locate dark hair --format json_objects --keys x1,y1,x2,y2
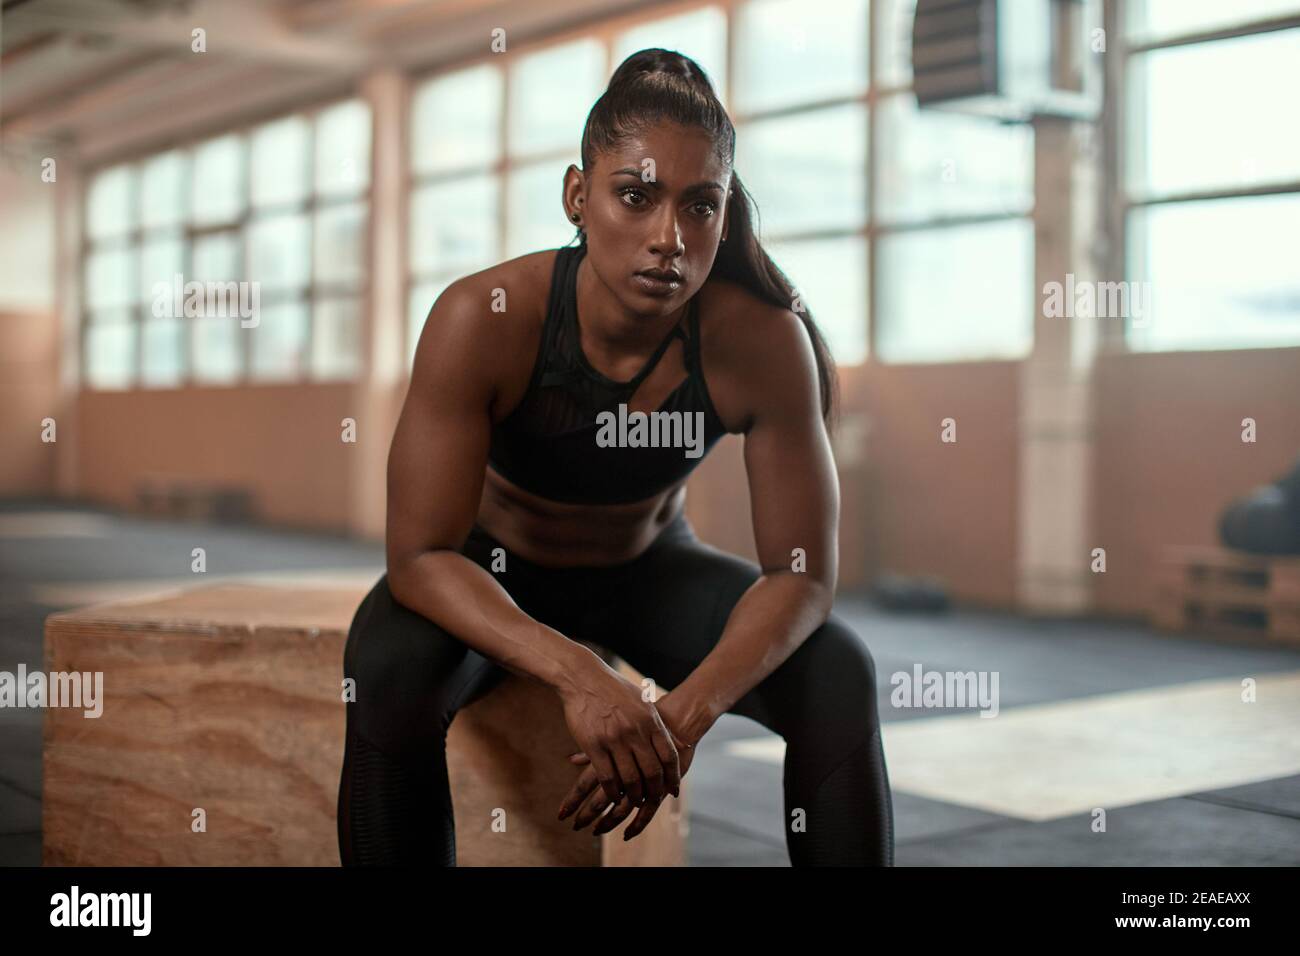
[{"x1": 576, "y1": 48, "x2": 840, "y2": 428}]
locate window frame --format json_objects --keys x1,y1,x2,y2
[
  {"x1": 1107, "y1": 0, "x2": 1300, "y2": 355},
  {"x1": 78, "y1": 91, "x2": 374, "y2": 389}
]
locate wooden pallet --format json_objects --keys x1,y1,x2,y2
[{"x1": 1153, "y1": 545, "x2": 1300, "y2": 645}]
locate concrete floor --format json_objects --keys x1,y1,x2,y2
[{"x1": 2, "y1": 497, "x2": 1297, "y2": 866}]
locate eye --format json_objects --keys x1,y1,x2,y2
[
  {"x1": 618, "y1": 186, "x2": 648, "y2": 207},
  {"x1": 693, "y1": 200, "x2": 718, "y2": 217}
]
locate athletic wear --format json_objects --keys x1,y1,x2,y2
[
  {"x1": 337, "y1": 511, "x2": 896, "y2": 867},
  {"x1": 487, "y1": 242, "x2": 730, "y2": 505}
]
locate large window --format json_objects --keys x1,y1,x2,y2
[
  {"x1": 404, "y1": 0, "x2": 1036, "y2": 369},
  {"x1": 407, "y1": 40, "x2": 603, "y2": 367},
  {"x1": 870, "y1": 0, "x2": 1035, "y2": 363},
  {"x1": 82, "y1": 98, "x2": 372, "y2": 388},
  {"x1": 1123, "y1": 4, "x2": 1300, "y2": 351}
]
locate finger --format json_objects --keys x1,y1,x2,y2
[
  {"x1": 557, "y1": 766, "x2": 600, "y2": 820},
  {"x1": 592, "y1": 793, "x2": 638, "y2": 837},
  {"x1": 586, "y1": 746, "x2": 622, "y2": 804},
  {"x1": 568, "y1": 752, "x2": 591, "y2": 765},
  {"x1": 629, "y1": 736, "x2": 666, "y2": 804},
  {"x1": 611, "y1": 743, "x2": 644, "y2": 805},
  {"x1": 571, "y1": 784, "x2": 614, "y2": 831},
  {"x1": 622, "y1": 794, "x2": 665, "y2": 841}
]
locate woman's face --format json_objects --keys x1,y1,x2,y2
[{"x1": 566, "y1": 121, "x2": 731, "y2": 316}]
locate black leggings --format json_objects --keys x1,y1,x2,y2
[{"x1": 337, "y1": 512, "x2": 895, "y2": 866}]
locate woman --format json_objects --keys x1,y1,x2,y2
[{"x1": 337, "y1": 48, "x2": 894, "y2": 866}]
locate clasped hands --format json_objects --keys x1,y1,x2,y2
[{"x1": 556, "y1": 685, "x2": 700, "y2": 842}]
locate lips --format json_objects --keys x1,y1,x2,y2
[{"x1": 636, "y1": 268, "x2": 682, "y2": 282}]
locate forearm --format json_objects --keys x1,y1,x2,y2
[
  {"x1": 388, "y1": 549, "x2": 601, "y2": 696},
  {"x1": 667, "y1": 572, "x2": 834, "y2": 743}
]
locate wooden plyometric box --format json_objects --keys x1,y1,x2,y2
[{"x1": 42, "y1": 583, "x2": 687, "y2": 866}]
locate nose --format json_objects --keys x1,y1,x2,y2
[{"x1": 648, "y1": 207, "x2": 685, "y2": 259}]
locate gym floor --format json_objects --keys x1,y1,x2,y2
[{"x1": 2, "y1": 497, "x2": 1297, "y2": 867}]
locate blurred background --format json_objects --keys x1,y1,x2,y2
[{"x1": 1, "y1": 0, "x2": 1298, "y2": 866}]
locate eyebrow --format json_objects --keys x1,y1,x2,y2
[{"x1": 610, "y1": 167, "x2": 726, "y2": 194}]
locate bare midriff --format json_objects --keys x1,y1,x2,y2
[{"x1": 477, "y1": 464, "x2": 687, "y2": 568}]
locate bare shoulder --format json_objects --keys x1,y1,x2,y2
[
  {"x1": 696, "y1": 272, "x2": 819, "y2": 432},
  {"x1": 698, "y1": 272, "x2": 813, "y2": 362},
  {"x1": 415, "y1": 249, "x2": 555, "y2": 345},
  {"x1": 408, "y1": 249, "x2": 559, "y2": 414}
]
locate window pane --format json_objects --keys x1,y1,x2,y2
[
  {"x1": 315, "y1": 99, "x2": 371, "y2": 196},
  {"x1": 615, "y1": 7, "x2": 729, "y2": 106},
  {"x1": 139, "y1": 233, "x2": 184, "y2": 307},
  {"x1": 1127, "y1": 194, "x2": 1300, "y2": 352},
  {"x1": 313, "y1": 297, "x2": 362, "y2": 381},
  {"x1": 877, "y1": 0, "x2": 919, "y2": 88},
  {"x1": 876, "y1": 92, "x2": 1033, "y2": 224},
  {"x1": 140, "y1": 151, "x2": 186, "y2": 230},
  {"x1": 410, "y1": 174, "x2": 499, "y2": 275},
  {"x1": 735, "y1": 104, "x2": 866, "y2": 235},
  {"x1": 767, "y1": 235, "x2": 868, "y2": 365},
  {"x1": 735, "y1": 0, "x2": 868, "y2": 114},
  {"x1": 86, "y1": 165, "x2": 135, "y2": 240},
  {"x1": 505, "y1": 157, "x2": 580, "y2": 260},
  {"x1": 1127, "y1": 0, "x2": 1300, "y2": 43},
  {"x1": 1127, "y1": 28, "x2": 1300, "y2": 199},
  {"x1": 509, "y1": 39, "x2": 605, "y2": 157},
  {"x1": 141, "y1": 316, "x2": 184, "y2": 387},
  {"x1": 191, "y1": 134, "x2": 245, "y2": 225},
  {"x1": 315, "y1": 202, "x2": 366, "y2": 287},
  {"x1": 412, "y1": 64, "x2": 503, "y2": 175},
  {"x1": 192, "y1": 231, "x2": 241, "y2": 283},
  {"x1": 85, "y1": 315, "x2": 137, "y2": 389},
  {"x1": 85, "y1": 246, "x2": 136, "y2": 309},
  {"x1": 191, "y1": 315, "x2": 243, "y2": 383},
  {"x1": 250, "y1": 301, "x2": 309, "y2": 381},
  {"x1": 250, "y1": 115, "x2": 310, "y2": 207},
  {"x1": 247, "y1": 214, "x2": 311, "y2": 291},
  {"x1": 877, "y1": 219, "x2": 1034, "y2": 362}
]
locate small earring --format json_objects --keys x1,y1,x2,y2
[{"x1": 571, "y1": 212, "x2": 580, "y2": 222}]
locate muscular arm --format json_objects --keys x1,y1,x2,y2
[
  {"x1": 385, "y1": 280, "x2": 598, "y2": 695},
  {"x1": 664, "y1": 306, "x2": 840, "y2": 744}
]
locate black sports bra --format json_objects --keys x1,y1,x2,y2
[{"x1": 487, "y1": 243, "x2": 730, "y2": 505}]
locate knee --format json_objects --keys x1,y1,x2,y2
[{"x1": 779, "y1": 615, "x2": 882, "y2": 741}]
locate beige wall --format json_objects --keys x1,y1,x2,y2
[
  {"x1": 13, "y1": 343, "x2": 1293, "y2": 616},
  {"x1": 681, "y1": 360, "x2": 1019, "y2": 603},
  {"x1": 687, "y1": 344, "x2": 1300, "y2": 613},
  {"x1": 1092, "y1": 346, "x2": 1300, "y2": 617},
  {"x1": 856, "y1": 359, "x2": 1022, "y2": 607},
  {"x1": 0, "y1": 310, "x2": 60, "y2": 495},
  {"x1": 70, "y1": 384, "x2": 390, "y2": 534}
]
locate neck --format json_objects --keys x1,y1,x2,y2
[{"x1": 575, "y1": 253, "x2": 688, "y2": 356}]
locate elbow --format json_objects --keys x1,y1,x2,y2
[
  {"x1": 386, "y1": 550, "x2": 429, "y2": 607},
  {"x1": 792, "y1": 558, "x2": 836, "y2": 620},
  {"x1": 387, "y1": 545, "x2": 462, "y2": 607},
  {"x1": 385, "y1": 557, "x2": 414, "y2": 607},
  {"x1": 807, "y1": 575, "x2": 836, "y2": 621}
]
